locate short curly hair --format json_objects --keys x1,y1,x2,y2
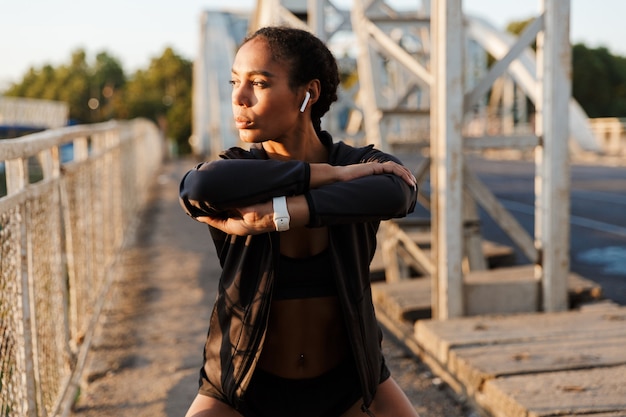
[{"x1": 241, "y1": 26, "x2": 340, "y2": 133}]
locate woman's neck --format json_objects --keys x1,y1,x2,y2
[{"x1": 263, "y1": 128, "x2": 327, "y2": 163}]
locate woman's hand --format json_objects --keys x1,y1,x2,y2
[
  {"x1": 195, "y1": 201, "x2": 275, "y2": 236},
  {"x1": 310, "y1": 161, "x2": 417, "y2": 189},
  {"x1": 339, "y1": 161, "x2": 417, "y2": 188}
]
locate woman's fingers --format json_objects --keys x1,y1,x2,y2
[{"x1": 380, "y1": 162, "x2": 417, "y2": 187}]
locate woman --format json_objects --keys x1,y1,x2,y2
[{"x1": 179, "y1": 26, "x2": 420, "y2": 417}]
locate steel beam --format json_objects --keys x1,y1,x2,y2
[
  {"x1": 430, "y1": 0, "x2": 464, "y2": 319},
  {"x1": 535, "y1": 0, "x2": 571, "y2": 312}
]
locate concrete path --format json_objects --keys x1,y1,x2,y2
[{"x1": 70, "y1": 158, "x2": 474, "y2": 417}]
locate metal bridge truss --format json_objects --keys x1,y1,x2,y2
[{"x1": 201, "y1": 0, "x2": 583, "y2": 317}]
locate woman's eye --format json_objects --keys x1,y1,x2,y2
[{"x1": 229, "y1": 80, "x2": 239, "y2": 87}]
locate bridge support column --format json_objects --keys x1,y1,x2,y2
[
  {"x1": 430, "y1": 0, "x2": 464, "y2": 319},
  {"x1": 535, "y1": 0, "x2": 571, "y2": 312}
]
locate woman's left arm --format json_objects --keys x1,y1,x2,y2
[
  {"x1": 305, "y1": 147, "x2": 418, "y2": 227},
  {"x1": 305, "y1": 168, "x2": 417, "y2": 227}
]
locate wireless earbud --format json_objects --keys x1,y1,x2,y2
[{"x1": 300, "y1": 91, "x2": 311, "y2": 113}]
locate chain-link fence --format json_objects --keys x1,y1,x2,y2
[{"x1": 0, "y1": 119, "x2": 163, "y2": 417}]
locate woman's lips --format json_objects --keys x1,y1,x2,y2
[{"x1": 234, "y1": 117, "x2": 252, "y2": 129}]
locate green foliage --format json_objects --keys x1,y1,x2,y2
[
  {"x1": 3, "y1": 46, "x2": 193, "y2": 154},
  {"x1": 505, "y1": 18, "x2": 626, "y2": 118},
  {"x1": 573, "y1": 44, "x2": 626, "y2": 117},
  {"x1": 122, "y1": 47, "x2": 193, "y2": 153},
  {"x1": 506, "y1": 18, "x2": 536, "y2": 51},
  {"x1": 4, "y1": 49, "x2": 124, "y2": 123}
]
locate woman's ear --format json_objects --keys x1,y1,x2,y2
[{"x1": 305, "y1": 80, "x2": 321, "y2": 106}]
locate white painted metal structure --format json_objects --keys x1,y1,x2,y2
[
  {"x1": 588, "y1": 117, "x2": 626, "y2": 157},
  {"x1": 535, "y1": 1, "x2": 572, "y2": 312},
  {"x1": 0, "y1": 96, "x2": 68, "y2": 130},
  {"x1": 192, "y1": 11, "x2": 249, "y2": 158},
  {"x1": 197, "y1": 0, "x2": 581, "y2": 317},
  {"x1": 429, "y1": 0, "x2": 465, "y2": 318},
  {"x1": 350, "y1": 0, "x2": 573, "y2": 316}
]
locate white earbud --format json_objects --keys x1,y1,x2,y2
[{"x1": 300, "y1": 91, "x2": 311, "y2": 113}]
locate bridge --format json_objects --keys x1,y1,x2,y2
[
  {"x1": 1, "y1": 0, "x2": 626, "y2": 416},
  {"x1": 0, "y1": 97, "x2": 69, "y2": 139}
]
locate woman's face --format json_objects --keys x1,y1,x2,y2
[{"x1": 230, "y1": 37, "x2": 302, "y2": 144}]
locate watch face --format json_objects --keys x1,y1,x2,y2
[
  {"x1": 275, "y1": 217, "x2": 289, "y2": 231},
  {"x1": 273, "y1": 196, "x2": 290, "y2": 231}
]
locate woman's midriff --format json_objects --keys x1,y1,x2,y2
[{"x1": 257, "y1": 296, "x2": 350, "y2": 379}]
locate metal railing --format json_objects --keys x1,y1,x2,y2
[
  {"x1": 0, "y1": 118, "x2": 163, "y2": 417},
  {"x1": 588, "y1": 117, "x2": 626, "y2": 157}
]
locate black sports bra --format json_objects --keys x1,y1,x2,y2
[{"x1": 273, "y1": 250, "x2": 336, "y2": 300}]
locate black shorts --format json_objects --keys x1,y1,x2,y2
[{"x1": 236, "y1": 359, "x2": 390, "y2": 417}]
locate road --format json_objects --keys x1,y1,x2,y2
[{"x1": 401, "y1": 152, "x2": 626, "y2": 305}]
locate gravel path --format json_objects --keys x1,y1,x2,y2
[{"x1": 70, "y1": 158, "x2": 475, "y2": 417}]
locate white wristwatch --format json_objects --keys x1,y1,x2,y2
[{"x1": 272, "y1": 196, "x2": 290, "y2": 232}]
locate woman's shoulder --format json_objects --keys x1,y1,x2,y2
[
  {"x1": 328, "y1": 140, "x2": 381, "y2": 164},
  {"x1": 219, "y1": 145, "x2": 266, "y2": 160}
]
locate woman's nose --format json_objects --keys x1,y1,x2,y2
[{"x1": 232, "y1": 86, "x2": 250, "y2": 107}]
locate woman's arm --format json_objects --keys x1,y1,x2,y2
[
  {"x1": 180, "y1": 147, "x2": 417, "y2": 235},
  {"x1": 192, "y1": 161, "x2": 416, "y2": 235},
  {"x1": 193, "y1": 194, "x2": 310, "y2": 236},
  {"x1": 179, "y1": 159, "x2": 310, "y2": 218},
  {"x1": 306, "y1": 168, "x2": 417, "y2": 227},
  {"x1": 179, "y1": 157, "x2": 414, "y2": 218},
  {"x1": 309, "y1": 161, "x2": 415, "y2": 189}
]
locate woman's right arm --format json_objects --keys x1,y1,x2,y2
[{"x1": 179, "y1": 159, "x2": 311, "y2": 218}]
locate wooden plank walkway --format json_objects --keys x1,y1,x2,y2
[
  {"x1": 370, "y1": 219, "x2": 623, "y2": 416},
  {"x1": 373, "y1": 282, "x2": 626, "y2": 417},
  {"x1": 372, "y1": 266, "x2": 602, "y2": 321}
]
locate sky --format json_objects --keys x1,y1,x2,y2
[{"x1": 1, "y1": 0, "x2": 625, "y2": 90}]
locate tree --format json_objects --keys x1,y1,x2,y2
[
  {"x1": 3, "y1": 49, "x2": 125, "y2": 124},
  {"x1": 90, "y1": 52, "x2": 127, "y2": 121},
  {"x1": 3, "y1": 46, "x2": 193, "y2": 153},
  {"x1": 57, "y1": 50, "x2": 93, "y2": 123},
  {"x1": 572, "y1": 44, "x2": 626, "y2": 117},
  {"x1": 505, "y1": 18, "x2": 626, "y2": 119},
  {"x1": 123, "y1": 47, "x2": 192, "y2": 153},
  {"x1": 506, "y1": 18, "x2": 536, "y2": 46}
]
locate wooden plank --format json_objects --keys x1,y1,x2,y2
[
  {"x1": 414, "y1": 306, "x2": 626, "y2": 365},
  {"x1": 464, "y1": 265, "x2": 602, "y2": 313},
  {"x1": 481, "y1": 241, "x2": 517, "y2": 268},
  {"x1": 465, "y1": 269, "x2": 540, "y2": 315},
  {"x1": 378, "y1": 225, "x2": 517, "y2": 275},
  {"x1": 372, "y1": 266, "x2": 602, "y2": 325},
  {"x1": 372, "y1": 279, "x2": 431, "y2": 322},
  {"x1": 403, "y1": 228, "x2": 516, "y2": 267},
  {"x1": 449, "y1": 332, "x2": 626, "y2": 392},
  {"x1": 419, "y1": 305, "x2": 626, "y2": 347},
  {"x1": 558, "y1": 413, "x2": 626, "y2": 417},
  {"x1": 482, "y1": 365, "x2": 626, "y2": 417}
]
